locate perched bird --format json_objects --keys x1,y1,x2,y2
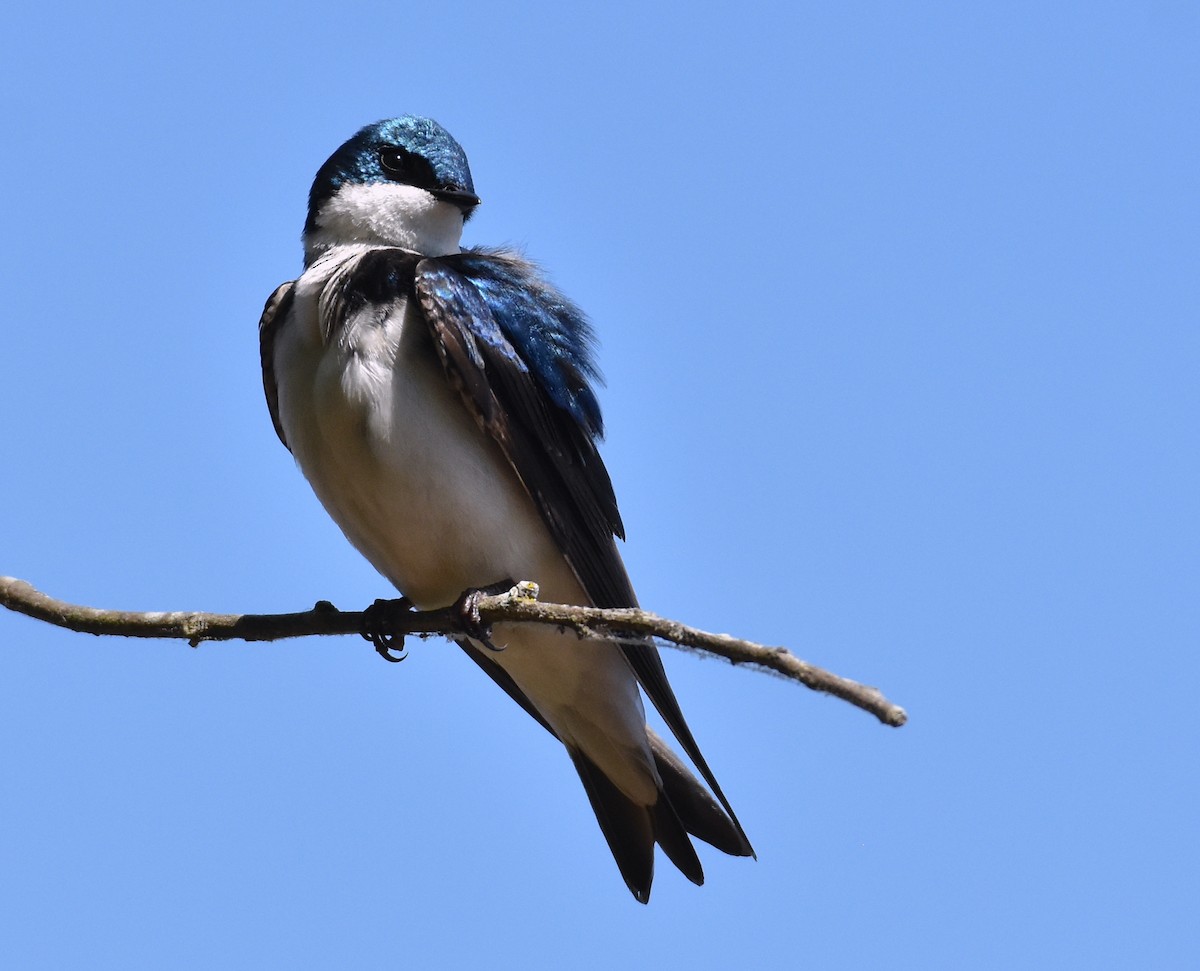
[{"x1": 259, "y1": 116, "x2": 753, "y2": 901}]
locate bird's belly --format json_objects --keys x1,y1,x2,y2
[
  {"x1": 280, "y1": 298, "x2": 559, "y2": 609},
  {"x1": 273, "y1": 286, "x2": 654, "y2": 798}
]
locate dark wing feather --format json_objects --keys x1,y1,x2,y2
[
  {"x1": 413, "y1": 255, "x2": 635, "y2": 608},
  {"x1": 620, "y1": 645, "x2": 754, "y2": 854},
  {"x1": 413, "y1": 250, "x2": 753, "y2": 856},
  {"x1": 259, "y1": 281, "x2": 296, "y2": 451}
]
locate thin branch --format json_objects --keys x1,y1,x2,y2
[{"x1": 0, "y1": 576, "x2": 906, "y2": 727}]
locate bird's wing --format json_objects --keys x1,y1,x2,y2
[
  {"x1": 258, "y1": 280, "x2": 296, "y2": 451},
  {"x1": 414, "y1": 249, "x2": 752, "y2": 853},
  {"x1": 414, "y1": 249, "x2": 631, "y2": 607}
]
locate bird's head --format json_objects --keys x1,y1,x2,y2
[{"x1": 303, "y1": 116, "x2": 480, "y2": 265}]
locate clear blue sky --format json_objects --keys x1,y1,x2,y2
[{"x1": 1, "y1": 2, "x2": 1196, "y2": 968}]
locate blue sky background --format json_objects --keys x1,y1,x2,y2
[{"x1": 1, "y1": 2, "x2": 1196, "y2": 967}]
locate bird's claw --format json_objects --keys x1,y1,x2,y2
[
  {"x1": 361, "y1": 597, "x2": 414, "y2": 662},
  {"x1": 453, "y1": 583, "x2": 510, "y2": 653}
]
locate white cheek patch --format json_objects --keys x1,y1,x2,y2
[{"x1": 313, "y1": 182, "x2": 464, "y2": 257}]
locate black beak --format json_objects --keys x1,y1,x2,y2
[{"x1": 432, "y1": 186, "x2": 482, "y2": 213}]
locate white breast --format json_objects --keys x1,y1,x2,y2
[
  {"x1": 270, "y1": 245, "x2": 655, "y2": 801},
  {"x1": 275, "y1": 248, "x2": 543, "y2": 605}
]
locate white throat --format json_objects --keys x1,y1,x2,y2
[{"x1": 305, "y1": 182, "x2": 465, "y2": 263}]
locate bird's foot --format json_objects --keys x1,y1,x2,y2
[
  {"x1": 453, "y1": 580, "x2": 514, "y2": 653},
  {"x1": 361, "y1": 597, "x2": 415, "y2": 662}
]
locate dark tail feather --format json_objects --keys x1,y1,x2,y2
[
  {"x1": 568, "y1": 747, "x2": 656, "y2": 902},
  {"x1": 459, "y1": 643, "x2": 752, "y2": 897},
  {"x1": 649, "y1": 791, "x2": 705, "y2": 887},
  {"x1": 649, "y1": 728, "x2": 756, "y2": 858},
  {"x1": 568, "y1": 739, "x2": 752, "y2": 903},
  {"x1": 618, "y1": 640, "x2": 754, "y2": 854}
]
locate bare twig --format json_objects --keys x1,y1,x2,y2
[{"x1": 0, "y1": 576, "x2": 906, "y2": 727}]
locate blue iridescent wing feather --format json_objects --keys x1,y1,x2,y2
[
  {"x1": 446, "y1": 248, "x2": 605, "y2": 437},
  {"x1": 413, "y1": 250, "x2": 752, "y2": 850},
  {"x1": 414, "y1": 249, "x2": 632, "y2": 608}
]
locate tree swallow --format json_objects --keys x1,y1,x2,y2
[{"x1": 259, "y1": 116, "x2": 753, "y2": 901}]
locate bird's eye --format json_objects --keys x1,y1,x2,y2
[
  {"x1": 379, "y1": 147, "x2": 409, "y2": 176},
  {"x1": 377, "y1": 146, "x2": 440, "y2": 192}
]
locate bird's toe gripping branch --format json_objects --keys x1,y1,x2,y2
[
  {"x1": 453, "y1": 579, "x2": 516, "y2": 653},
  {"x1": 360, "y1": 581, "x2": 515, "y2": 661},
  {"x1": 360, "y1": 597, "x2": 415, "y2": 661}
]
